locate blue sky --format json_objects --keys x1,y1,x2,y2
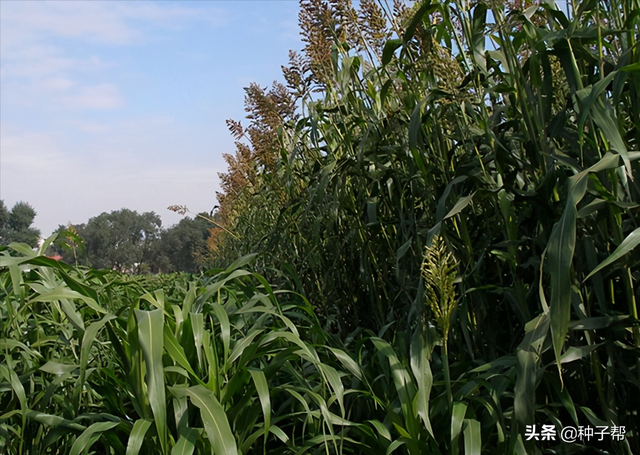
[{"x1": 1, "y1": 0, "x2": 302, "y2": 237}]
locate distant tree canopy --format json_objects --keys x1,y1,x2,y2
[
  {"x1": 48, "y1": 208, "x2": 211, "y2": 274},
  {"x1": 153, "y1": 214, "x2": 211, "y2": 273},
  {"x1": 50, "y1": 209, "x2": 161, "y2": 273},
  {"x1": 0, "y1": 200, "x2": 41, "y2": 248}
]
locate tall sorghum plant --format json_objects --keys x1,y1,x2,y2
[{"x1": 211, "y1": 0, "x2": 639, "y2": 452}]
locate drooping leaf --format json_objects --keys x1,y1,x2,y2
[
  {"x1": 69, "y1": 421, "x2": 119, "y2": 455},
  {"x1": 170, "y1": 385, "x2": 238, "y2": 455},
  {"x1": 584, "y1": 227, "x2": 640, "y2": 281}
]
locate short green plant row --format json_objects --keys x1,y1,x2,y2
[{"x1": 1, "y1": 237, "x2": 636, "y2": 454}]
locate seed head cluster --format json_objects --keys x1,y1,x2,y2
[{"x1": 421, "y1": 235, "x2": 458, "y2": 348}]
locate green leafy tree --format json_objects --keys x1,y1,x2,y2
[
  {"x1": 0, "y1": 200, "x2": 41, "y2": 248},
  {"x1": 48, "y1": 210, "x2": 212, "y2": 273},
  {"x1": 0, "y1": 201, "x2": 7, "y2": 239},
  {"x1": 151, "y1": 214, "x2": 211, "y2": 273},
  {"x1": 68, "y1": 209, "x2": 162, "y2": 273}
]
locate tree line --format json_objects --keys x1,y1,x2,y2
[
  {"x1": 0, "y1": 200, "x2": 41, "y2": 247},
  {"x1": 0, "y1": 200, "x2": 211, "y2": 274}
]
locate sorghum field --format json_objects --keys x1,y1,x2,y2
[{"x1": 1, "y1": 0, "x2": 639, "y2": 453}]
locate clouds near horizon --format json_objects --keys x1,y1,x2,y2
[{"x1": 1, "y1": 1, "x2": 302, "y2": 236}]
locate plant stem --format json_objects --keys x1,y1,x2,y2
[
  {"x1": 443, "y1": 341, "x2": 455, "y2": 455},
  {"x1": 193, "y1": 212, "x2": 240, "y2": 240},
  {"x1": 443, "y1": 342, "x2": 453, "y2": 405}
]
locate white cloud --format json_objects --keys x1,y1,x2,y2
[
  {"x1": 119, "y1": 115, "x2": 175, "y2": 130},
  {"x1": 0, "y1": 130, "x2": 65, "y2": 172},
  {"x1": 1, "y1": 45, "x2": 110, "y2": 81},
  {"x1": 1, "y1": 38, "x2": 122, "y2": 111},
  {"x1": 0, "y1": 1, "x2": 240, "y2": 236},
  {"x1": 0, "y1": 1, "x2": 226, "y2": 113},
  {"x1": 0, "y1": 123, "x2": 223, "y2": 236},
  {"x1": 1, "y1": 1, "x2": 226, "y2": 49},
  {"x1": 3, "y1": 77, "x2": 125, "y2": 111},
  {"x1": 38, "y1": 77, "x2": 76, "y2": 92},
  {"x1": 2, "y1": 44, "x2": 76, "y2": 79},
  {"x1": 64, "y1": 120, "x2": 111, "y2": 133},
  {"x1": 60, "y1": 84, "x2": 125, "y2": 110},
  {"x1": 1, "y1": 2, "x2": 138, "y2": 48}
]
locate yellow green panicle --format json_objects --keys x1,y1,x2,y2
[{"x1": 421, "y1": 235, "x2": 458, "y2": 353}]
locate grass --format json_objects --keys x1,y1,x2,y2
[
  {"x1": 2, "y1": 0, "x2": 640, "y2": 453},
  {"x1": 207, "y1": 0, "x2": 640, "y2": 452}
]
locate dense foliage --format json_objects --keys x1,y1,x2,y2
[
  {"x1": 1, "y1": 243, "x2": 339, "y2": 454},
  {"x1": 49, "y1": 209, "x2": 211, "y2": 274},
  {"x1": 1, "y1": 0, "x2": 639, "y2": 454},
  {"x1": 209, "y1": 0, "x2": 640, "y2": 451},
  {"x1": 0, "y1": 200, "x2": 41, "y2": 248},
  {"x1": 152, "y1": 214, "x2": 212, "y2": 273}
]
